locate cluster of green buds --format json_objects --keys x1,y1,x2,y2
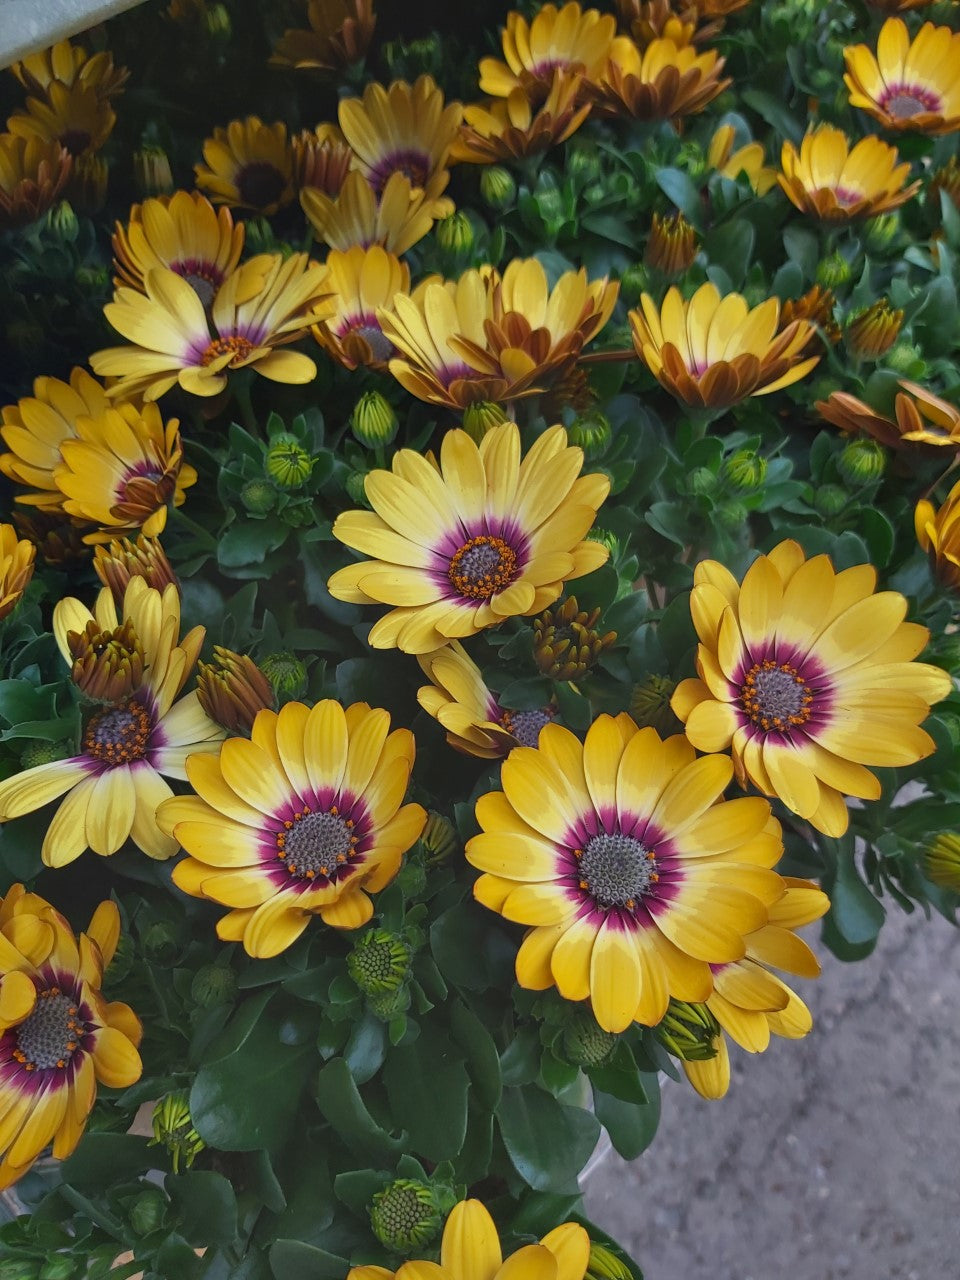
[
  {"x1": 845, "y1": 298, "x2": 903, "y2": 359},
  {"x1": 149, "y1": 1090, "x2": 206, "y2": 1174},
  {"x1": 369, "y1": 1179, "x2": 444, "y2": 1254},
  {"x1": 66, "y1": 619, "x2": 145, "y2": 702},
  {"x1": 196, "y1": 644, "x2": 275, "y2": 734},
  {"x1": 655, "y1": 999, "x2": 721, "y2": 1062},
  {"x1": 533, "y1": 597, "x2": 616, "y2": 682},
  {"x1": 630, "y1": 674, "x2": 678, "y2": 735}
]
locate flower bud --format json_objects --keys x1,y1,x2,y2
[
  {"x1": 722, "y1": 449, "x2": 767, "y2": 494},
  {"x1": 368, "y1": 983, "x2": 412, "y2": 1021},
  {"x1": 258, "y1": 650, "x2": 308, "y2": 703},
  {"x1": 863, "y1": 213, "x2": 899, "y2": 253},
  {"x1": 814, "y1": 484, "x2": 848, "y2": 518},
  {"x1": 846, "y1": 299, "x2": 903, "y2": 359},
  {"x1": 924, "y1": 833, "x2": 960, "y2": 894},
  {"x1": 586, "y1": 1245, "x2": 633, "y2": 1280},
  {"x1": 617, "y1": 262, "x2": 649, "y2": 308},
  {"x1": 68, "y1": 619, "x2": 145, "y2": 702},
  {"x1": 781, "y1": 285, "x2": 841, "y2": 348},
  {"x1": 586, "y1": 527, "x2": 620, "y2": 560},
  {"x1": 141, "y1": 920, "x2": 183, "y2": 964},
  {"x1": 351, "y1": 391, "x2": 398, "y2": 448},
  {"x1": 133, "y1": 145, "x2": 175, "y2": 198},
  {"x1": 435, "y1": 211, "x2": 474, "y2": 257},
  {"x1": 197, "y1": 645, "x2": 275, "y2": 734},
  {"x1": 462, "y1": 401, "x2": 508, "y2": 444},
  {"x1": 205, "y1": 0, "x2": 231, "y2": 38},
  {"x1": 347, "y1": 929, "x2": 411, "y2": 996},
  {"x1": 566, "y1": 141, "x2": 603, "y2": 184},
  {"x1": 884, "y1": 342, "x2": 924, "y2": 377},
  {"x1": 687, "y1": 466, "x2": 717, "y2": 496},
  {"x1": 129, "y1": 1187, "x2": 167, "y2": 1236},
  {"x1": 561, "y1": 1007, "x2": 619, "y2": 1067},
  {"x1": 149, "y1": 1090, "x2": 205, "y2": 1174},
  {"x1": 69, "y1": 153, "x2": 108, "y2": 215},
  {"x1": 815, "y1": 251, "x2": 852, "y2": 290},
  {"x1": 655, "y1": 998, "x2": 721, "y2": 1062},
  {"x1": 533, "y1": 596, "x2": 616, "y2": 681},
  {"x1": 420, "y1": 810, "x2": 457, "y2": 864},
  {"x1": 369, "y1": 1179, "x2": 442, "y2": 1254},
  {"x1": 93, "y1": 534, "x2": 179, "y2": 605},
  {"x1": 49, "y1": 199, "x2": 79, "y2": 242},
  {"x1": 929, "y1": 155, "x2": 960, "y2": 211},
  {"x1": 240, "y1": 479, "x2": 277, "y2": 515},
  {"x1": 630, "y1": 675, "x2": 677, "y2": 735},
  {"x1": 675, "y1": 139, "x2": 707, "y2": 179},
  {"x1": 190, "y1": 963, "x2": 238, "y2": 1009},
  {"x1": 19, "y1": 739, "x2": 72, "y2": 770},
  {"x1": 645, "y1": 211, "x2": 698, "y2": 276},
  {"x1": 265, "y1": 433, "x2": 314, "y2": 488},
  {"x1": 566, "y1": 409, "x2": 611, "y2": 460},
  {"x1": 837, "y1": 437, "x2": 886, "y2": 487},
  {"x1": 480, "y1": 165, "x2": 516, "y2": 210},
  {"x1": 344, "y1": 470, "x2": 371, "y2": 506}
]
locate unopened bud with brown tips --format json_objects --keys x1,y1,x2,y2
[
  {"x1": 196, "y1": 646, "x2": 275, "y2": 734},
  {"x1": 93, "y1": 534, "x2": 179, "y2": 606}
]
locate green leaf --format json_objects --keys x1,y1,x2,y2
[
  {"x1": 60, "y1": 1134, "x2": 153, "y2": 1191},
  {"x1": 270, "y1": 1241, "x2": 349, "y2": 1280},
  {"x1": 782, "y1": 225, "x2": 819, "y2": 280},
  {"x1": 315, "y1": 1057, "x2": 406, "y2": 1158},
  {"x1": 217, "y1": 519, "x2": 288, "y2": 569},
  {"x1": 703, "y1": 219, "x2": 755, "y2": 288},
  {"x1": 497, "y1": 1086, "x2": 600, "y2": 1193},
  {"x1": 344, "y1": 1012, "x2": 388, "y2": 1085},
  {"x1": 166, "y1": 1170, "x2": 238, "y2": 1247},
  {"x1": 654, "y1": 168, "x2": 701, "y2": 223},
  {"x1": 430, "y1": 902, "x2": 516, "y2": 992},
  {"x1": 741, "y1": 88, "x2": 803, "y2": 143},
  {"x1": 383, "y1": 1021, "x2": 470, "y2": 1162},
  {"x1": 592, "y1": 1078, "x2": 661, "y2": 1159},
  {"x1": 826, "y1": 846, "x2": 886, "y2": 947},
  {"x1": 450, "y1": 1000, "x2": 503, "y2": 1111},
  {"x1": 0, "y1": 680, "x2": 57, "y2": 726}
]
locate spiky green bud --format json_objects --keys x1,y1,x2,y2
[
  {"x1": 837, "y1": 437, "x2": 886, "y2": 487},
  {"x1": 240, "y1": 479, "x2": 277, "y2": 515},
  {"x1": 265, "y1": 433, "x2": 314, "y2": 488},
  {"x1": 815, "y1": 251, "x2": 852, "y2": 290},
  {"x1": 420, "y1": 811, "x2": 457, "y2": 864},
  {"x1": 585, "y1": 527, "x2": 620, "y2": 559},
  {"x1": 368, "y1": 984, "x2": 412, "y2": 1021},
  {"x1": 655, "y1": 999, "x2": 720, "y2": 1062},
  {"x1": 351, "y1": 391, "x2": 398, "y2": 447},
  {"x1": 885, "y1": 342, "x2": 925, "y2": 377},
  {"x1": 561, "y1": 1008, "x2": 619, "y2": 1067},
  {"x1": 19, "y1": 739, "x2": 71, "y2": 770},
  {"x1": 630, "y1": 675, "x2": 677, "y2": 735},
  {"x1": 49, "y1": 200, "x2": 79, "y2": 243},
  {"x1": 462, "y1": 401, "x2": 508, "y2": 444},
  {"x1": 722, "y1": 449, "x2": 767, "y2": 494},
  {"x1": 480, "y1": 165, "x2": 516, "y2": 210},
  {"x1": 566, "y1": 410, "x2": 612, "y2": 460},
  {"x1": 348, "y1": 929, "x2": 411, "y2": 996},
  {"x1": 129, "y1": 1187, "x2": 167, "y2": 1236},
  {"x1": 436, "y1": 211, "x2": 474, "y2": 256},
  {"x1": 618, "y1": 263, "x2": 649, "y2": 307},
  {"x1": 863, "y1": 213, "x2": 899, "y2": 252},
  {"x1": 258, "y1": 651, "x2": 308, "y2": 702},
  {"x1": 369, "y1": 1179, "x2": 442, "y2": 1254},
  {"x1": 345, "y1": 470, "x2": 370, "y2": 506},
  {"x1": 149, "y1": 1090, "x2": 205, "y2": 1174},
  {"x1": 924, "y1": 833, "x2": 960, "y2": 894},
  {"x1": 586, "y1": 1243, "x2": 634, "y2": 1280},
  {"x1": 190, "y1": 964, "x2": 238, "y2": 1008},
  {"x1": 814, "y1": 484, "x2": 848, "y2": 518}
]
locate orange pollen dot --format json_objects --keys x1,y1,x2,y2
[
  {"x1": 448, "y1": 535, "x2": 518, "y2": 601},
  {"x1": 739, "y1": 659, "x2": 813, "y2": 732},
  {"x1": 83, "y1": 698, "x2": 151, "y2": 766},
  {"x1": 201, "y1": 334, "x2": 254, "y2": 367}
]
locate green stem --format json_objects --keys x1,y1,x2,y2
[{"x1": 231, "y1": 370, "x2": 259, "y2": 435}]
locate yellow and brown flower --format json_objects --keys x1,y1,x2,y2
[
  {"x1": 11, "y1": 38, "x2": 128, "y2": 100},
  {"x1": 845, "y1": 298, "x2": 903, "y2": 358},
  {"x1": 915, "y1": 476, "x2": 960, "y2": 591},
  {"x1": 196, "y1": 646, "x2": 275, "y2": 734},
  {"x1": 584, "y1": 35, "x2": 729, "y2": 120},
  {"x1": 6, "y1": 81, "x2": 116, "y2": 157},
  {"x1": 301, "y1": 170, "x2": 451, "y2": 255},
  {"x1": 312, "y1": 245, "x2": 411, "y2": 371},
  {"x1": 817, "y1": 382, "x2": 960, "y2": 452},
  {"x1": 779, "y1": 125, "x2": 919, "y2": 221},
  {"x1": 93, "y1": 534, "x2": 179, "y2": 604},
  {"x1": 270, "y1": 0, "x2": 376, "y2": 73},
  {"x1": 479, "y1": 2, "x2": 618, "y2": 104},
  {"x1": 0, "y1": 525, "x2": 36, "y2": 622},
  {"x1": 708, "y1": 124, "x2": 777, "y2": 195},
  {"x1": 450, "y1": 70, "x2": 591, "y2": 165},
  {"x1": 645, "y1": 210, "x2": 699, "y2": 275},
  {"x1": 0, "y1": 133, "x2": 72, "y2": 229},
  {"x1": 844, "y1": 19, "x2": 960, "y2": 135},
  {"x1": 194, "y1": 117, "x2": 295, "y2": 215},
  {"x1": 112, "y1": 191, "x2": 244, "y2": 300},
  {"x1": 293, "y1": 123, "x2": 354, "y2": 195},
  {"x1": 616, "y1": 0, "x2": 707, "y2": 48},
  {"x1": 779, "y1": 286, "x2": 841, "y2": 349}
]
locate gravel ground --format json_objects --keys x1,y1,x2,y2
[{"x1": 583, "y1": 904, "x2": 960, "y2": 1280}]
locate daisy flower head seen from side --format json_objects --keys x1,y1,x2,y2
[
  {"x1": 778, "y1": 125, "x2": 919, "y2": 221},
  {"x1": 466, "y1": 715, "x2": 786, "y2": 1033},
  {"x1": 0, "y1": 578, "x2": 224, "y2": 866},
  {"x1": 0, "y1": 133, "x2": 73, "y2": 230},
  {"x1": 0, "y1": 523, "x2": 36, "y2": 621},
  {"x1": 157, "y1": 700, "x2": 426, "y2": 958},
  {"x1": 312, "y1": 244, "x2": 411, "y2": 371},
  {"x1": 0, "y1": 888, "x2": 141, "y2": 1190},
  {"x1": 112, "y1": 190, "x2": 244, "y2": 299},
  {"x1": 844, "y1": 19, "x2": 960, "y2": 135},
  {"x1": 328, "y1": 421, "x2": 610, "y2": 654},
  {"x1": 915, "y1": 476, "x2": 960, "y2": 592},
  {"x1": 301, "y1": 169, "x2": 452, "y2": 256},
  {"x1": 478, "y1": 2, "x2": 618, "y2": 104},
  {"x1": 671, "y1": 539, "x2": 953, "y2": 837}
]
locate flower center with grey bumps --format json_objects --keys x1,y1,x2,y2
[
  {"x1": 278, "y1": 810, "x2": 355, "y2": 880},
  {"x1": 15, "y1": 989, "x2": 83, "y2": 1070},
  {"x1": 578, "y1": 832, "x2": 657, "y2": 908}
]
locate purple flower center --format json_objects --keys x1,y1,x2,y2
[
  {"x1": 880, "y1": 85, "x2": 940, "y2": 119},
  {"x1": 500, "y1": 707, "x2": 554, "y2": 747}
]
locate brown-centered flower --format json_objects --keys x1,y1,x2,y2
[
  {"x1": 270, "y1": 0, "x2": 376, "y2": 73},
  {"x1": 450, "y1": 69, "x2": 591, "y2": 165},
  {"x1": 584, "y1": 34, "x2": 729, "y2": 120},
  {"x1": 194, "y1": 117, "x2": 296, "y2": 215},
  {"x1": 0, "y1": 133, "x2": 72, "y2": 229}
]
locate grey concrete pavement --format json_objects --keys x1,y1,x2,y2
[{"x1": 583, "y1": 905, "x2": 960, "y2": 1280}]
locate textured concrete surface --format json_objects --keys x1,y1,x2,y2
[
  {"x1": 584, "y1": 906, "x2": 960, "y2": 1280},
  {"x1": 0, "y1": 0, "x2": 144, "y2": 68}
]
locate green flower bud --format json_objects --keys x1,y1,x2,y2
[
  {"x1": 258, "y1": 651, "x2": 308, "y2": 702},
  {"x1": 480, "y1": 165, "x2": 516, "y2": 210},
  {"x1": 837, "y1": 437, "x2": 886, "y2": 487},
  {"x1": 566, "y1": 410, "x2": 612, "y2": 460},
  {"x1": 536, "y1": 185, "x2": 565, "y2": 226},
  {"x1": 586, "y1": 1243, "x2": 634, "y2": 1280},
  {"x1": 585, "y1": 527, "x2": 620, "y2": 560},
  {"x1": 141, "y1": 920, "x2": 182, "y2": 964},
  {"x1": 814, "y1": 483, "x2": 848, "y2": 518},
  {"x1": 240, "y1": 479, "x2": 277, "y2": 515},
  {"x1": 885, "y1": 342, "x2": 925, "y2": 376},
  {"x1": 655, "y1": 998, "x2": 720, "y2": 1062},
  {"x1": 74, "y1": 264, "x2": 109, "y2": 291},
  {"x1": 19, "y1": 739, "x2": 72, "y2": 770},
  {"x1": 722, "y1": 449, "x2": 767, "y2": 494},
  {"x1": 347, "y1": 929, "x2": 411, "y2": 996},
  {"x1": 129, "y1": 1187, "x2": 167, "y2": 1236},
  {"x1": 462, "y1": 401, "x2": 508, "y2": 444},
  {"x1": 816, "y1": 251, "x2": 852, "y2": 290},
  {"x1": 561, "y1": 1007, "x2": 618, "y2": 1067},
  {"x1": 675, "y1": 140, "x2": 707, "y2": 179},
  {"x1": 244, "y1": 216, "x2": 280, "y2": 256},
  {"x1": 436, "y1": 211, "x2": 474, "y2": 257},
  {"x1": 687, "y1": 466, "x2": 718, "y2": 496},
  {"x1": 205, "y1": 1, "x2": 231, "y2": 37},
  {"x1": 582, "y1": 181, "x2": 606, "y2": 206},
  {"x1": 50, "y1": 199, "x2": 79, "y2": 243},
  {"x1": 714, "y1": 499, "x2": 749, "y2": 533},
  {"x1": 566, "y1": 141, "x2": 603, "y2": 184},
  {"x1": 618, "y1": 263, "x2": 649, "y2": 308},
  {"x1": 352, "y1": 391, "x2": 398, "y2": 447},
  {"x1": 345, "y1": 469, "x2": 370, "y2": 506},
  {"x1": 190, "y1": 964, "x2": 238, "y2": 1008},
  {"x1": 863, "y1": 213, "x2": 899, "y2": 252},
  {"x1": 369, "y1": 1179, "x2": 442, "y2": 1254},
  {"x1": 630, "y1": 674, "x2": 677, "y2": 735},
  {"x1": 420, "y1": 810, "x2": 457, "y2": 864},
  {"x1": 368, "y1": 984, "x2": 412, "y2": 1021},
  {"x1": 149, "y1": 1090, "x2": 205, "y2": 1174},
  {"x1": 924, "y1": 833, "x2": 960, "y2": 894},
  {"x1": 133, "y1": 145, "x2": 174, "y2": 198},
  {"x1": 265, "y1": 433, "x2": 314, "y2": 488},
  {"x1": 38, "y1": 1263, "x2": 74, "y2": 1280}
]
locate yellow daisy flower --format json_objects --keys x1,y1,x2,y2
[
  {"x1": 915, "y1": 476, "x2": 960, "y2": 592},
  {"x1": 54, "y1": 401, "x2": 197, "y2": 543},
  {"x1": 301, "y1": 169, "x2": 452, "y2": 255},
  {"x1": 844, "y1": 19, "x2": 960, "y2": 135},
  {"x1": 0, "y1": 887, "x2": 141, "y2": 1191},
  {"x1": 617, "y1": 0, "x2": 706, "y2": 48},
  {"x1": 682, "y1": 878, "x2": 829, "y2": 1098},
  {"x1": 466, "y1": 716, "x2": 786, "y2": 1033},
  {"x1": 6, "y1": 81, "x2": 116, "y2": 157},
  {"x1": 328, "y1": 422, "x2": 610, "y2": 654},
  {"x1": 0, "y1": 579, "x2": 224, "y2": 865},
  {"x1": 478, "y1": 3, "x2": 618, "y2": 103},
  {"x1": 194, "y1": 116, "x2": 295, "y2": 215},
  {"x1": 157, "y1": 700, "x2": 426, "y2": 957},
  {"x1": 0, "y1": 367, "x2": 111, "y2": 514},
  {"x1": 628, "y1": 283, "x2": 819, "y2": 408},
  {"x1": 11, "y1": 38, "x2": 128, "y2": 101},
  {"x1": 339, "y1": 75, "x2": 462, "y2": 198},
  {"x1": 450, "y1": 70, "x2": 592, "y2": 165},
  {"x1": 817, "y1": 383, "x2": 960, "y2": 453},
  {"x1": 112, "y1": 190, "x2": 245, "y2": 300},
  {"x1": 584, "y1": 35, "x2": 728, "y2": 120},
  {"x1": 349, "y1": 1199, "x2": 591, "y2": 1280},
  {"x1": 707, "y1": 124, "x2": 777, "y2": 196},
  {"x1": 0, "y1": 133, "x2": 72, "y2": 229},
  {"x1": 91, "y1": 253, "x2": 333, "y2": 401},
  {"x1": 312, "y1": 245, "x2": 411, "y2": 371},
  {"x1": 778, "y1": 125, "x2": 919, "y2": 221},
  {"x1": 270, "y1": 0, "x2": 376, "y2": 73},
  {"x1": 0, "y1": 524, "x2": 36, "y2": 621},
  {"x1": 379, "y1": 258, "x2": 618, "y2": 410},
  {"x1": 671, "y1": 540, "x2": 953, "y2": 837},
  {"x1": 417, "y1": 641, "x2": 556, "y2": 759}
]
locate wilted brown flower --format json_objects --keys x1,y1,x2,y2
[
  {"x1": 845, "y1": 298, "x2": 903, "y2": 358},
  {"x1": 270, "y1": 0, "x2": 376, "y2": 74},
  {"x1": 584, "y1": 34, "x2": 729, "y2": 120},
  {"x1": 196, "y1": 646, "x2": 275, "y2": 733},
  {"x1": 93, "y1": 535, "x2": 180, "y2": 605},
  {"x1": 645, "y1": 210, "x2": 698, "y2": 275},
  {"x1": 532, "y1": 597, "x2": 616, "y2": 681},
  {"x1": 293, "y1": 123, "x2": 353, "y2": 194},
  {"x1": 0, "y1": 133, "x2": 72, "y2": 228},
  {"x1": 0, "y1": 524, "x2": 36, "y2": 622},
  {"x1": 817, "y1": 382, "x2": 960, "y2": 452},
  {"x1": 451, "y1": 70, "x2": 591, "y2": 164},
  {"x1": 67, "y1": 618, "x2": 146, "y2": 702}
]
